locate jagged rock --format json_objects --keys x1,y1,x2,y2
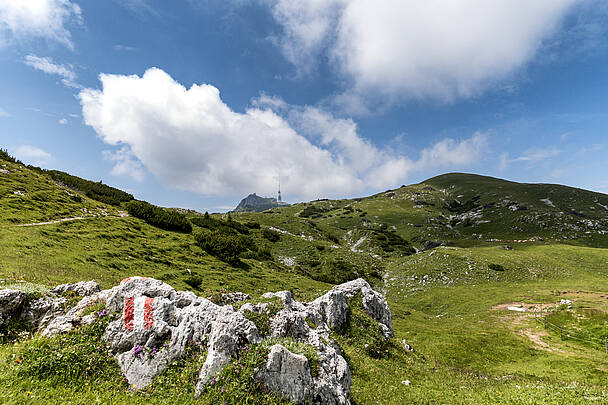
[
  {"x1": 101, "y1": 277, "x2": 259, "y2": 390},
  {"x1": 0, "y1": 289, "x2": 26, "y2": 327},
  {"x1": 41, "y1": 291, "x2": 110, "y2": 336},
  {"x1": 2, "y1": 276, "x2": 391, "y2": 405},
  {"x1": 24, "y1": 296, "x2": 68, "y2": 331},
  {"x1": 51, "y1": 281, "x2": 101, "y2": 297},
  {"x1": 255, "y1": 344, "x2": 314, "y2": 403}
]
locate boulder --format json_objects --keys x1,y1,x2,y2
[
  {"x1": 255, "y1": 344, "x2": 314, "y2": 403},
  {"x1": 0, "y1": 289, "x2": 26, "y2": 327},
  {"x1": 3, "y1": 276, "x2": 391, "y2": 405},
  {"x1": 101, "y1": 277, "x2": 259, "y2": 390}
]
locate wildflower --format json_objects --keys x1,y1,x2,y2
[{"x1": 132, "y1": 345, "x2": 144, "y2": 358}]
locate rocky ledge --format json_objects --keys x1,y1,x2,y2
[{"x1": 0, "y1": 277, "x2": 393, "y2": 404}]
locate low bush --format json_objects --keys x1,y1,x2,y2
[
  {"x1": 194, "y1": 230, "x2": 252, "y2": 265},
  {"x1": 184, "y1": 274, "x2": 203, "y2": 289},
  {"x1": 191, "y1": 213, "x2": 250, "y2": 235},
  {"x1": 299, "y1": 205, "x2": 329, "y2": 218},
  {"x1": 489, "y1": 263, "x2": 505, "y2": 271},
  {"x1": 262, "y1": 228, "x2": 280, "y2": 242},
  {"x1": 47, "y1": 170, "x2": 134, "y2": 206},
  {"x1": 126, "y1": 200, "x2": 192, "y2": 233}
]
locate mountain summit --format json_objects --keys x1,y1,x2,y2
[{"x1": 232, "y1": 193, "x2": 290, "y2": 213}]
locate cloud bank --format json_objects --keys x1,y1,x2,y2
[
  {"x1": 270, "y1": 0, "x2": 578, "y2": 106},
  {"x1": 79, "y1": 68, "x2": 487, "y2": 200},
  {"x1": 0, "y1": 0, "x2": 82, "y2": 49}
]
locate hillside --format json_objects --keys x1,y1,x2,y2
[{"x1": 2, "y1": 154, "x2": 608, "y2": 404}]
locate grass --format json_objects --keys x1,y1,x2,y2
[{"x1": 3, "y1": 157, "x2": 608, "y2": 402}]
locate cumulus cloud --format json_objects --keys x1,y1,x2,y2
[
  {"x1": 24, "y1": 54, "x2": 79, "y2": 88},
  {"x1": 58, "y1": 117, "x2": 67, "y2": 124},
  {"x1": 103, "y1": 147, "x2": 145, "y2": 182},
  {"x1": 13, "y1": 145, "x2": 53, "y2": 166},
  {"x1": 269, "y1": 0, "x2": 578, "y2": 107},
  {"x1": 0, "y1": 107, "x2": 9, "y2": 117},
  {"x1": 79, "y1": 68, "x2": 488, "y2": 200},
  {"x1": 0, "y1": 0, "x2": 82, "y2": 49}
]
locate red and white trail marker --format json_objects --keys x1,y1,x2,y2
[{"x1": 124, "y1": 296, "x2": 154, "y2": 332}]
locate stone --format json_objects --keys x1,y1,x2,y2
[
  {"x1": 0, "y1": 289, "x2": 26, "y2": 327},
  {"x1": 101, "y1": 277, "x2": 259, "y2": 391},
  {"x1": 255, "y1": 344, "x2": 314, "y2": 403},
  {"x1": 221, "y1": 292, "x2": 250, "y2": 304},
  {"x1": 8, "y1": 276, "x2": 391, "y2": 405},
  {"x1": 51, "y1": 281, "x2": 101, "y2": 297}
]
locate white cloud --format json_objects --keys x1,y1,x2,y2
[
  {"x1": 0, "y1": 107, "x2": 9, "y2": 117},
  {"x1": 270, "y1": 0, "x2": 578, "y2": 107},
  {"x1": 499, "y1": 147, "x2": 560, "y2": 171},
  {"x1": 113, "y1": 44, "x2": 136, "y2": 52},
  {"x1": 24, "y1": 54, "x2": 79, "y2": 88},
  {"x1": 102, "y1": 147, "x2": 145, "y2": 182},
  {"x1": 0, "y1": 0, "x2": 82, "y2": 49},
  {"x1": 13, "y1": 145, "x2": 53, "y2": 166},
  {"x1": 58, "y1": 118, "x2": 67, "y2": 124},
  {"x1": 79, "y1": 68, "x2": 488, "y2": 200},
  {"x1": 417, "y1": 133, "x2": 488, "y2": 169}
]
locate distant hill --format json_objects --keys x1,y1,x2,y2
[{"x1": 232, "y1": 193, "x2": 290, "y2": 213}]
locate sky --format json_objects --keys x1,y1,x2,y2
[{"x1": 1, "y1": 0, "x2": 607, "y2": 212}]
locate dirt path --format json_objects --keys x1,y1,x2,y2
[
  {"x1": 16, "y1": 212, "x2": 129, "y2": 227},
  {"x1": 492, "y1": 302, "x2": 565, "y2": 354}
]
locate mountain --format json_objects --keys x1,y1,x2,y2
[
  {"x1": 232, "y1": 192, "x2": 290, "y2": 212},
  {"x1": 2, "y1": 151, "x2": 608, "y2": 404}
]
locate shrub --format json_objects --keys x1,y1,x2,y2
[
  {"x1": 262, "y1": 229, "x2": 280, "y2": 242},
  {"x1": 299, "y1": 205, "x2": 329, "y2": 218},
  {"x1": 298, "y1": 258, "x2": 362, "y2": 285},
  {"x1": 489, "y1": 263, "x2": 505, "y2": 271},
  {"x1": 240, "y1": 247, "x2": 273, "y2": 261},
  {"x1": 194, "y1": 230, "x2": 251, "y2": 265},
  {"x1": 0, "y1": 148, "x2": 20, "y2": 163},
  {"x1": 47, "y1": 170, "x2": 134, "y2": 206},
  {"x1": 245, "y1": 221, "x2": 261, "y2": 229},
  {"x1": 372, "y1": 228, "x2": 416, "y2": 255},
  {"x1": 126, "y1": 200, "x2": 192, "y2": 233},
  {"x1": 191, "y1": 213, "x2": 249, "y2": 235},
  {"x1": 184, "y1": 274, "x2": 203, "y2": 289}
]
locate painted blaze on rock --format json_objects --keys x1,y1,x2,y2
[
  {"x1": 0, "y1": 276, "x2": 393, "y2": 404},
  {"x1": 123, "y1": 296, "x2": 155, "y2": 332}
]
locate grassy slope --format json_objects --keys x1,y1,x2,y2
[{"x1": 2, "y1": 162, "x2": 608, "y2": 403}]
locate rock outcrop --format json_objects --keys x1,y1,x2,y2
[
  {"x1": 0, "y1": 289, "x2": 26, "y2": 327},
  {"x1": 233, "y1": 193, "x2": 290, "y2": 213},
  {"x1": 0, "y1": 277, "x2": 393, "y2": 404}
]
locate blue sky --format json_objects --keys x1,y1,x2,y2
[{"x1": 1, "y1": 0, "x2": 607, "y2": 212}]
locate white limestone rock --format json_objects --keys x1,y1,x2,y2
[
  {"x1": 0, "y1": 289, "x2": 26, "y2": 327},
  {"x1": 51, "y1": 281, "x2": 101, "y2": 297},
  {"x1": 255, "y1": 344, "x2": 314, "y2": 403}
]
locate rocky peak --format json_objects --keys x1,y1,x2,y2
[{"x1": 233, "y1": 193, "x2": 290, "y2": 213}]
